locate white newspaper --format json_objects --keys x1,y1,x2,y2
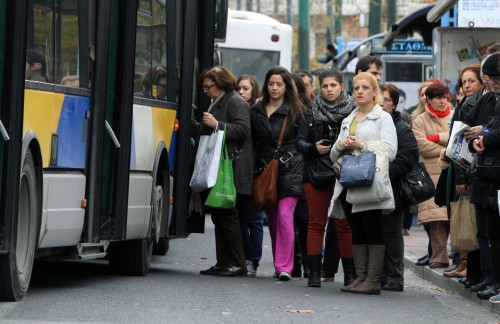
[{"x1": 445, "y1": 121, "x2": 475, "y2": 170}]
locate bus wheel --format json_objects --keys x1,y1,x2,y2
[
  {"x1": 108, "y1": 237, "x2": 153, "y2": 276},
  {"x1": 152, "y1": 164, "x2": 169, "y2": 256},
  {"x1": 0, "y1": 149, "x2": 39, "y2": 301}
]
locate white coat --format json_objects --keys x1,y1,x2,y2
[{"x1": 328, "y1": 104, "x2": 398, "y2": 218}]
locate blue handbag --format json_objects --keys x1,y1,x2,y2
[{"x1": 339, "y1": 151, "x2": 376, "y2": 189}]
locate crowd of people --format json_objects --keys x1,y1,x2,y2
[{"x1": 190, "y1": 45, "x2": 500, "y2": 302}]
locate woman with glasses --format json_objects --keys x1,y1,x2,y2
[{"x1": 194, "y1": 66, "x2": 254, "y2": 277}]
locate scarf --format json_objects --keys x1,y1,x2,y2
[
  {"x1": 312, "y1": 91, "x2": 356, "y2": 125},
  {"x1": 426, "y1": 103, "x2": 450, "y2": 118}
]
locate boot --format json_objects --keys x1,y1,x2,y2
[
  {"x1": 307, "y1": 255, "x2": 322, "y2": 287},
  {"x1": 341, "y1": 245, "x2": 368, "y2": 292},
  {"x1": 291, "y1": 253, "x2": 302, "y2": 278},
  {"x1": 291, "y1": 232, "x2": 302, "y2": 278},
  {"x1": 443, "y1": 252, "x2": 467, "y2": 278},
  {"x1": 302, "y1": 261, "x2": 310, "y2": 279},
  {"x1": 341, "y1": 257, "x2": 356, "y2": 286},
  {"x1": 351, "y1": 245, "x2": 385, "y2": 295}
]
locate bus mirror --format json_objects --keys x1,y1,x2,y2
[{"x1": 316, "y1": 54, "x2": 330, "y2": 64}]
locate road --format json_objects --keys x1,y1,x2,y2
[{"x1": 0, "y1": 216, "x2": 498, "y2": 323}]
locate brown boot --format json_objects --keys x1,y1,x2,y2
[
  {"x1": 443, "y1": 253, "x2": 467, "y2": 278},
  {"x1": 341, "y1": 245, "x2": 367, "y2": 293},
  {"x1": 350, "y1": 245, "x2": 385, "y2": 295}
]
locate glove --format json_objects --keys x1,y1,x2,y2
[{"x1": 427, "y1": 134, "x2": 439, "y2": 143}]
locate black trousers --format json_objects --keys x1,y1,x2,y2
[
  {"x1": 211, "y1": 202, "x2": 246, "y2": 269},
  {"x1": 381, "y1": 208, "x2": 404, "y2": 284}
]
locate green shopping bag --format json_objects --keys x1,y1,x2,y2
[{"x1": 205, "y1": 125, "x2": 236, "y2": 209}]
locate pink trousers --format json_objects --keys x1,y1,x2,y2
[{"x1": 267, "y1": 196, "x2": 298, "y2": 275}]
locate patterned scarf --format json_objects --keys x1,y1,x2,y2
[{"x1": 312, "y1": 91, "x2": 356, "y2": 124}]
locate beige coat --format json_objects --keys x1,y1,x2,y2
[{"x1": 412, "y1": 108, "x2": 450, "y2": 224}]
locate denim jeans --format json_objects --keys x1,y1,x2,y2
[{"x1": 238, "y1": 196, "x2": 264, "y2": 268}]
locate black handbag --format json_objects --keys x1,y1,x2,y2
[
  {"x1": 434, "y1": 168, "x2": 448, "y2": 207},
  {"x1": 306, "y1": 154, "x2": 336, "y2": 188},
  {"x1": 475, "y1": 148, "x2": 500, "y2": 186},
  {"x1": 399, "y1": 162, "x2": 436, "y2": 205}
]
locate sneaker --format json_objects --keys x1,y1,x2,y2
[
  {"x1": 246, "y1": 260, "x2": 257, "y2": 277},
  {"x1": 278, "y1": 272, "x2": 291, "y2": 281},
  {"x1": 490, "y1": 293, "x2": 500, "y2": 304}
]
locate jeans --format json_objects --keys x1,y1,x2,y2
[{"x1": 238, "y1": 196, "x2": 264, "y2": 267}]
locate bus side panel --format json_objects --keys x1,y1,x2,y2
[
  {"x1": 55, "y1": 95, "x2": 90, "y2": 169},
  {"x1": 130, "y1": 104, "x2": 176, "y2": 172},
  {"x1": 23, "y1": 90, "x2": 64, "y2": 168},
  {"x1": 24, "y1": 90, "x2": 89, "y2": 169}
]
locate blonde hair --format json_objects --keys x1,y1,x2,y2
[{"x1": 352, "y1": 72, "x2": 382, "y2": 105}]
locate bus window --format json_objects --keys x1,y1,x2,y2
[
  {"x1": 135, "y1": 0, "x2": 168, "y2": 101},
  {"x1": 384, "y1": 62, "x2": 424, "y2": 83},
  {"x1": 57, "y1": 0, "x2": 80, "y2": 87},
  {"x1": 27, "y1": 0, "x2": 53, "y2": 82},
  {"x1": 220, "y1": 48, "x2": 279, "y2": 85},
  {"x1": 27, "y1": 0, "x2": 81, "y2": 87}
]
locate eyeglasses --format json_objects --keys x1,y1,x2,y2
[
  {"x1": 203, "y1": 83, "x2": 216, "y2": 91},
  {"x1": 157, "y1": 83, "x2": 167, "y2": 88},
  {"x1": 383, "y1": 97, "x2": 393, "y2": 102}
]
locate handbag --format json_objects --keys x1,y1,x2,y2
[
  {"x1": 399, "y1": 162, "x2": 436, "y2": 205},
  {"x1": 434, "y1": 168, "x2": 449, "y2": 207},
  {"x1": 205, "y1": 125, "x2": 236, "y2": 209},
  {"x1": 251, "y1": 116, "x2": 288, "y2": 210},
  {"x1": 346, "y1": 142, "x2": 393, "y2": 206},
  {"x1": 450, "y1": 196, "x2": 478, "y2": 252},
  {"x1": 306, "y1": 154, "x2": 336, "y2": 188},
  {"x1": 339, "y1": 151, "x2": 376, "y2": 189},
  {"x1": 475, "y1": 148, "x2": 500, "y2": 186},
  {"x1": 189, "y1": 128, "x2": 224, "y2": 193}
]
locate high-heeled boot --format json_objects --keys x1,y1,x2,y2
[{"x1": 307, "y1": 255, "x2": 322, "y2": 287}]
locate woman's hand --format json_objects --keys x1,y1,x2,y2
[
  {"x1": 315, "y1": 140, "x2": 331, "y2": 155},
  {"x1": 202, "y1": 112, "x2": 218, "y2": 129},
  {"x1": 339, "y1": 136, "x2": 364, "y2": 150}
]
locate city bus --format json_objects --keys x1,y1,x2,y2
[
  {"x1": 0, "y1": 0, "x2": 224, "y2": 301},
  {"x1": 215, "y1": 9, "x2": 293, "y2": 84}
]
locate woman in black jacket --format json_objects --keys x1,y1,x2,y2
[
  {"x1": 379, "y1": 84, "x2": 419, "y2": 292},
  {"x1": 251, "y1": 66, "x2": 306, "y2": 281},
  {"x1": 295, "y1": 68, "x2": 356, "y2": 287},
  {"x1": 194, "y1": 66, "x2": 253, "y2": 277}
]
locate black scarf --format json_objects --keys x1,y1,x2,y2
[{"x1": 312, "y1": 90, "x2": 356, "y2": 125}]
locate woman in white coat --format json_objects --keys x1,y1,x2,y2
[{"x1": 330, "y1": 72, "x2": 397, "y2": 295}]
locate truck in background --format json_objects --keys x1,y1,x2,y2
[
  {"x1": 432, "y1": 27, "x2": 499, "y2": 95},
  {"x1": 214, "y1": 9, "x2": 293, "y2": 84}
]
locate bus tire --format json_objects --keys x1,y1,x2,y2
[
  {"x1": 0, "y1": 148, "x2": 39, "y2": 301},
  {"x1": 108, "y1": 237, "x2": 153, "y2": 276},
  {"x1": 153, "y1": 238, "x2": 169, "y2": 255}
]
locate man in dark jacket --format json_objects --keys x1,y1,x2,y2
[
  {"x1": 468, "y1": 53, "x2": 500, "y2": 302},
  {"x1": 379, "y1": 84, "x2": 419, "y2": 292}
]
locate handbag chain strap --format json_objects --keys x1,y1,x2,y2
[{"x1": 274, "y1": 116, "x2": 288, "y2": 158}]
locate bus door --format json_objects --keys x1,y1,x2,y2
[
  {"x1": 85, "y1": 0, "x2": 138, "y2": 243},
  {"x1": 0, "y1": 0, "x2": 29, "y2": 301}
]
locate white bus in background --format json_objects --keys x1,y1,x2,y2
[{"x1": 215, "y1": 9, "x2": 293, "y2": 84}]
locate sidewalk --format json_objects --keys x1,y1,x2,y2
[{"x1": 403, "y1": 224, "x2": 500, "y2": 315}]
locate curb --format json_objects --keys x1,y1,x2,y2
[{"x1": 404, "y1": 255, "x2": 500, "y2": 315}]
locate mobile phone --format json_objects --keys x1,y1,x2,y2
[{"x1": 321, "y1": 139, "x2": 332, "y2": 146}]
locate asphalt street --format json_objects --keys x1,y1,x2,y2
[{"x1": 0, "y1": 216, "x2": 498, "y2": 323}]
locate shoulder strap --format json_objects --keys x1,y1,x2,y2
[{"x1": 276, "y1": 115, "x2": 288, "y2": 148}]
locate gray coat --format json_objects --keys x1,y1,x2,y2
[{"x1": 196, "y1": 90, "x2": 254, "y2": 195}]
